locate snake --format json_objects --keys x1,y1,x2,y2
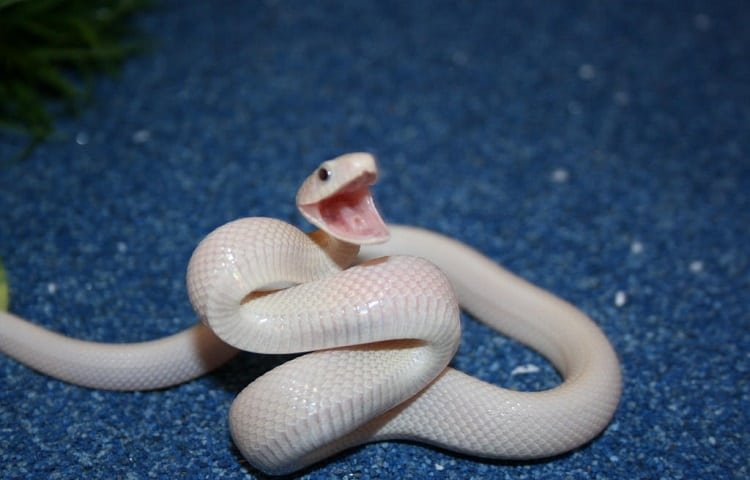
[{"x1": 0, "y1": 153, "x2": 622, "y2": 475}]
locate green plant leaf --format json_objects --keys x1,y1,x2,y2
[
  {"x1": 0, "y1": 258, "x2": 8, "y2": 311},
  {"x1": 0, "y1": 0, "x2": 152, "y2": 160}
]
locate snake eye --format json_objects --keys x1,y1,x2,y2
[{"x1": 318, "y1": 168, "x2": 331, "y2": 181}]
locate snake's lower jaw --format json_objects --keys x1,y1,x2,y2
[
  {"x1": 352, "y1": 224, "x2": 390, "y2": 245},
  {"x1": 324, "y1": 202, "x2": 390, "y2": 245}
]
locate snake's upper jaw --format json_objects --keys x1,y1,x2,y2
[{"x1": 298, "y1": 160, "x2": 390, "y2": 245}]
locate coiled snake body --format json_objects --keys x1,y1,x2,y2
[{"x1": 0, "y1": 153, "x2": 621, "y2": 475}]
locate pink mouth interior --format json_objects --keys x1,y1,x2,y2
[{"x1": 316, "y1": 186, "x2": 389, "y2": 243}]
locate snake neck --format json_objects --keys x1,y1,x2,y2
[{"x1": 308, "y1": 230, "x2": 361, "y2": 269}]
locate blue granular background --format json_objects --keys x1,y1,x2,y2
[{"x1": 1, "y1": 1, "x2": 748, "y2": 478}]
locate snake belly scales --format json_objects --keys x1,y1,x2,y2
[{"x1": 0, "y1": 153, "x2": 622, "y2": 475}]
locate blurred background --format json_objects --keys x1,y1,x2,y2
[{"x1": 0, "y1": 1, "x2": 748, "y2": 478}]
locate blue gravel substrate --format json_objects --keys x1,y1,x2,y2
[{"x1": 1, "y1": 1, "x2": 748, "y2": 479}]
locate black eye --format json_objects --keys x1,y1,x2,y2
[{"x1": 318, "y1": 168, "x2": 331, "y2": 181}]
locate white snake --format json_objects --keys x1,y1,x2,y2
[{"x1": 0, "y1": 153, "x2": 621, "y2": 475}]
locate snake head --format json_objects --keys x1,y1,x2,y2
[{"x1": 297, "y1": 152, "x2": 390, "y2": 245}]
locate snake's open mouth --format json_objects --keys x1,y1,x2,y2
[{"x1": 299, "y1": 172, "x2": 390, "y2": 245}]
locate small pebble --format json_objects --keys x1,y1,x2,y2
[
  {"x1": 511, "y1": 364, "x2": 540, "y2": 375},
  {"x1": 75, "y1": 132, "x2": 89, "y2": 145},
  {"x1": 689, "y1": 260, "x2": 704, "y2": 273},
  {"x1": 434, "y1": 463, "x2": 445, "y2": 471},
  {"x1": 578, "y1": 63, "x2": 596, "y2": 80},
  {"x1": 614, "y1": 290, "x2": 628, "y2": 307},
  {"x1": 132, "y1": 129, "x2": 151, "y2": 144},
  {"x1": 551, "y1": 168, "x2": 570, "y2": 183},
  {"x1": 47, "y1": 283, "x2": 57, "y2": 295},
  {"x1": 630, "y1": 240, "x2": 644, "y2": 254}
]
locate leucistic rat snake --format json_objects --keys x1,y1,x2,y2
[{"x1": 0, "y1": 153, "x2": 621, "y2": 475}]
